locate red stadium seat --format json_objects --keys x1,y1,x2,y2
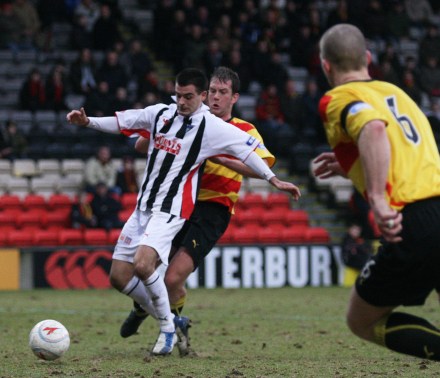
[
  {"x1": 0, "y1": 209, "x2": 22, "y2": 230},
  {"x1": 305, "y1": 227, "x2": 330, "y2": 243},
  {"x1": 258, "y1": 226, "x2": 283, "y2": 244},
  {"x1": 232, "y1": 225, "x2": 261, "y2": 244},
  {"x1": 17, "y1": 209, "x2": 47, "y2": 230},
  {"x1": 118, "y1": 208, "x2": 133, "y2": 222},
  {"x1": 265, "y1": 193, "x2": 291, "y2": 210},
  {"x1": 233, "y1": 200, "x2": 247, "y2": 213},
  {"x1": 261, "y1": 208, "x2": 291, "y2": 227},
  {"x1": 33, "y1": 229, "x2": 60, "y2": 246},
  {"x1": 58, "y1": 229, "x2": 84, "y2": 245},
  {"x1": 7, "y1": 229, "x2": 35, "y2": 247},
  {"x1": 22, "y1": 194, "x2": 47, "y2": 211},
  {"x1": 240, "y1": 193, "x2": 265, "y2": 211},
  {"x1": 47, "y1": 194, "x2": 73, "y2": 211},
  {"x1": 234, "y1": 207, "x2": 264, "y2": 227},
  {"x1": 46, "y1": 209, "x2": 71, "y2": 230},
  {"x1": 108, "y1": 228, "x2": 122, "y2": 244},
  {"x1": 0, "y1": 194, "x2": 22, "y2": 211},
  {"x1": 0, "y1": 229, "x2": 10, "y2": 245},
  {"x1": 228, "y1": 212, "x2": 241, "y2": 228},
  {"x1": 121, "y1": 193, "x2": 138, "y2": 210},
  {"x1": 285, "y1": 210, "x2": 310, "y2": 228},
  {"x1": 217, "y1": 224, "x2": 236, "y2": 244},
  {"x1": 83, "y1": 229, "x2": 108, "y2": 245},
  {"x1": 280, "y1": 226, "x2": 308, "y2": 243}
]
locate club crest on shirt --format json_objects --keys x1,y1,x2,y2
[{"x1": 154, "y1": 133, "x2": 182, "y2": 155}]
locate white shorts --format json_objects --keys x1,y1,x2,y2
[{"x1": 113, "y1": 209, "x2": 186, "y2": 266}]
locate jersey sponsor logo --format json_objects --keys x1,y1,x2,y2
[
  {"x1": 349, "y1": 102, "x2": 372, "y2": 115},
  {"x1": 246, "y1": 136, "x2": 256, "y2": 146},
  {"x1": 154, "y1": 133, "x2": 182, "y2": 155}
]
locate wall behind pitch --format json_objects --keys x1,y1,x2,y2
[
  {"x1": 18, "y1": 245, "x2": 344, "y2": 289},
  {"x1": 0, "y1": 249, "x2": 20, "y2": 290}
]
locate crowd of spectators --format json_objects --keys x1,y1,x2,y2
[{"x1": 1, "y1": 0, "x2": 440, "y2": 159}]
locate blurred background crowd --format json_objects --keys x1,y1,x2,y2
[
  {"x1": 1, "y1": 0, "x2": 440, "y2": 245},
  {"x1": 1, "y1": 0, "x2": 440, "y2": 157}
]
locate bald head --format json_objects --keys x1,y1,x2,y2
[{"x1": 320, "y1": 24, "x2": 367, "y2": 73}]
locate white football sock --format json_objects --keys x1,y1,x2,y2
[
  {"x1": 143, "y1": 272, "x2": 174, "y2": 333},
  {"x1": 122, "y1": 276, "x2": 156, "y2": 319}
]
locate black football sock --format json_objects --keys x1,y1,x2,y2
[
  {"x1": 133, "y1": 301, "x2": 148, "y2": 317},
  {"x1": 374, "y1": 312, "x2": 440, "y2": 360}
]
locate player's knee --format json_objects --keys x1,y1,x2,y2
[
  {"x1": 109, "y1": 271, "x2": 126, "y2": 291},
  {"x1": 133, "y1": 261, "x2": 154, "y2": 281},
  {"x1": 164, "y1": 271, "x2": 180, "y2": 290}
]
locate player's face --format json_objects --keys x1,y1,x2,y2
[
  {"x1": 175, "y1": 84, "x2": 207, "y2": 117},
  {"x1": 208, "y1": 78, "x2": 238, "y2": 120}
]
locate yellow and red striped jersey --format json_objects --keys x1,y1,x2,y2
[
  {"x1": 319, "y1": 79, "x2": 440, "y2": 210},
  {"x1": 198, "y1": 117, "x2": 275, "y2": 212}
]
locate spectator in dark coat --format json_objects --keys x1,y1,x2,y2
[
  {"x1": 91, "y1": 182, "x2": 124, "y2": 231},
  {"x1": 116, "y1": 156, "x2": 139, "y2": 194},
  {"x1": 83, "y1": 80, "x2": 113, "y2": 116},
  {"x1": 19, "y1": 68, "x2": 46, "y2": 111},
  {"x1": 69, "y1": 48, "x2": 98, "y2": 95},
  {"x1": 92, "y1": 3, "x2": 120, "y2": 51},
  {"x1": 0, "y1": 120, "x2": 28, "y2": 159},
  {"x1": 71, "y1": 191, "x2": 97, "y2": 229},
  {"x1": 45, "y1": 62, "x2": 68, "y2": 111},
  {"x1": 97, "y1": 50, "x2": 128, "y2": 95}
]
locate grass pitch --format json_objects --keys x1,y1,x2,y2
[{"x1": 0, "y1": 287, "x2": 439, "y2": 377}]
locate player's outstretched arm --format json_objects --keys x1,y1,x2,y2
[
  {"x1": 66, "y1": 107, "x2": 120, "y2": 134},
  {"x1": 210, "y1": 155, "x2": 269, "y2": 178},
  {"x1": 268, "y1": 177, "x2": 301, "y2": 201}
]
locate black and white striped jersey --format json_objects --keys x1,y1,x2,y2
[{"x1": 116, "y1": 103, "x2": 260, "y2": 219}]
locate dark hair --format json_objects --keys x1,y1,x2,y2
[
  {"x1": 211, "y1": 66, "x2": 240, "y2": 93},
  {"x1": 176, "y1": 68, "x2": 208, "y2": 93}
]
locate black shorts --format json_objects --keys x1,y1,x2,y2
[
  {"x1": 172, "y1": 201, "x2": 231, "y2": 269},
  {"x1": 356, "y1": 197, "x2": 440, "y2": 307}
]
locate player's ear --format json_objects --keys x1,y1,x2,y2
[
  {"x1": 231, "y1": 92, "x2": 239, "y2": 105},
  {"x1": 366, "y1": 50, "x2": 372, "y2": 66},
  {"x1": 321, "y1": 58, "x2": 331, "y2": 75}
]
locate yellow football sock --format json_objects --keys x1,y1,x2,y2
[{"x1": 171, "y1": 295, "x2": 187, "y2": 316}]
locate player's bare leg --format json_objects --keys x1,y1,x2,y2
[
  {"x1": 134, "y1": 245, "x2": 177, "y2": 355},
  {"x1": 110, "y1": 259, "x2": 155, "y2": 337},
  {"x1": 164, "y1": 248, "x2": 194, "y2": 355},
  {"x1": 347, "y1": 287, "x2": 440, "y2": 360},
  {"x1": 346, "y1": 287, "x2": 394, "y2": 342}
]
